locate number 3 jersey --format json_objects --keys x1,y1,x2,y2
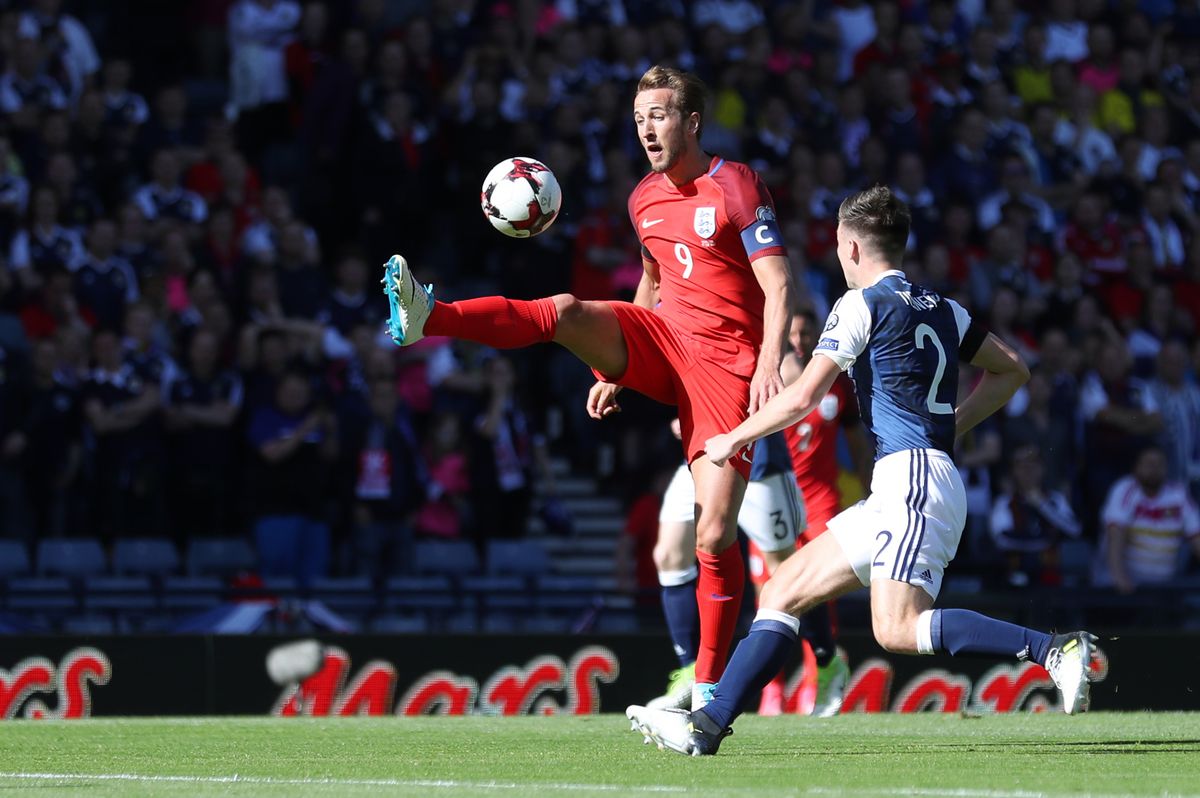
[
  {"x1": 628, "y1": 155, "x2": 785, "y2": 372},
  {"x1": 815, "y1": 270, "x2": 974, "y2": 460}
]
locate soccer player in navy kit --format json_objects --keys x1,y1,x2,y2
[{"x1": 627, "y1": 186, "x2": 1105, "y2": 756}]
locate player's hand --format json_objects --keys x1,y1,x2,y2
[
  {"x1": 587, "y1": 381, "x2": 623, "y2": 420},
  {"x1": 668, "y1": 418, "x2": 682, "y2": 440},
  {"x1": 704, "y1": 433, "x2": 736, "y2": 466},
  {"x1": 749, "y1": 363, "x2": 785, "y2": 414}
]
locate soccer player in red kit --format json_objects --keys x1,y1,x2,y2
[{"x1": 382, "y1": 65, "x2": 796, "y2": 709}]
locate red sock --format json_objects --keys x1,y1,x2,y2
[
  {"x1": 424, "y1": 297, "x2": 558, "y2": 348},
  {"x1": 693, "y1": 543, "x2": 745, "y2": 684}
]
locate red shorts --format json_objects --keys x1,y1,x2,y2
[{"x1": 592, "y1": 302, "x2": 754, "y2": 480}]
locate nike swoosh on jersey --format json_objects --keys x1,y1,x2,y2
[{"x1": 641, "y1": 218, "x2": 665, "y2": 228}]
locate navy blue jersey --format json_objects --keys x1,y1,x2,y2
[
  {"x1": 749, "y1": 430, "x2": 794, "y2": 480},
  {"x1": 815, "y1": 271, "x2": 971, "y2": 460}
]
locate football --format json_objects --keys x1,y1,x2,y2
[{"x1": 480, "y1": 157, "x2": 562, "y2": 238}]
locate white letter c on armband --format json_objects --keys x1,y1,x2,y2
[{"x1": 754, "y1": 224, "x2": 775, "y2": 244}]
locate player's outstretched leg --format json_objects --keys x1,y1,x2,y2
[
  {"x1": 383, "y1": 254, "x2": 559, "y2": 348},
  {"x1": 912, "y1": 607, "x2": 1103, "y2": 715}
]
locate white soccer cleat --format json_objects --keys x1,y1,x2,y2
[
  {"x1": 647, "y1": 663, "x2": 695, "y2": 711},
  {"x1": 691, "y1": 681, "x2": 716, "y2": 711},
  {"x1": 1045, "y1": 631, "x2": 1102, "y2": 714},
  {"x1": 811, "y1": 653, "x2": 850, "y2": 718},
  {"x1": 381, "y1": 254, "x2": 434, "y2": 346},
  {"x1": 626, "y1": 705, "x2": 696, "y2": 756}
]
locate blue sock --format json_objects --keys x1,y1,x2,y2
[
  {"x1": 700, "y1": 617, "x2": 798, "y2": 730},
  {"x1": 932, "y1": 609, "x2": 1052, "y2": 664},
  {"x1": 661, "y1": 579, "x2": 700, "y2": 667},
  {"x1": 800, "y1": 603, "x2": 836, "y2": 667}
]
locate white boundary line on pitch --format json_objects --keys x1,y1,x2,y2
[{"x1": 0, "y1": 772, "x2": 687, "y2": 793}]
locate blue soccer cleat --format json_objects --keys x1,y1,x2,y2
[{"x1": 381, "y1": 254, "x2": 434, "y2": 346}]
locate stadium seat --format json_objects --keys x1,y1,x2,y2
[
  {"x1": 369, "y1": 614, "x2": 429, "y2": 634},
  {"x1": 186, "y1": 538, "x2": 257, "y2": 577},
  {"x1": 383, "y1": 575, "x2": 458, "y2": 614},
  {"x1": 0, "y1": 540, "x2": 31, "y2": 578},
  {"x1": 462, "y1": 574, "x2": 534, "y2": 612},
  {"x1": 486, "y1": 539, "x2": 550, "y2": 577},
  {"x1": 443, "y1": 610, "x2": 478, "y2": 633},
  {"x1": 311, "y1": 576, "x2": 377, "y2": 615},
  {"x1": 63, "y1": 615, "x2": 116, "y2": 635},
  {"x1": 82, "y1": 576, "x2": 157, "y2": 613},
  {"x1": 112, "y1": 539, "x2": 181, "y2": 577},
  {"x1": 161, "y1": 576, "x2": 225, "y2": 613},
  {"x1": 412, "y1": 540, "x2": 480, "y2": 576},
  {"x1": 5, "y1": 577, "x2": 77, "y2": 615},
  {"x1": 36, "y1": 538, "x2": 107, "y2": 577},
  {"x1": 535, "y1": 575, "x2": 605, "y2": 612},
  {"x1": 482, "y1": 612, "x2": 520, "y2": 633},
  {"x1": 522, "y1": 615, "x2": 570, "y2": 634}
]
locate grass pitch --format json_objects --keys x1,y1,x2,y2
[{"x1": 0, "y1": 713, "x2": 1197, "y2": 797}]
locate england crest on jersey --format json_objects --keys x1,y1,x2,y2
[{"x1": 694, "y1": 206, "x2": 716, "y2": 238}]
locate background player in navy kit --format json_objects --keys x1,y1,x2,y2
[{"x1": 627, "y1": 186, "x2": 1105, "y2": 756}]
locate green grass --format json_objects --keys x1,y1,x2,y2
[{"x1": 0, "y1": 714, "x2": 1197, "y2": 797}]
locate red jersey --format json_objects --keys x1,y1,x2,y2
[
  {"x1": 628, "y1": 156, "x2": 786, "y2": 373},
  {"x1": 784, "y1": 372, "x2": 859, "y2": 529}
]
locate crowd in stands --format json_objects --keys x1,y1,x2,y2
[{"x1": 0, "y1": 0, "x2": 1198, "y2": 599}]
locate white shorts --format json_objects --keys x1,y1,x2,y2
[
  {"x1": 828, "y1": 448, "x2": 966, "y2": 600},
  {"x1": 658, "y1": 464, "x2": 803, "y2": 553}
]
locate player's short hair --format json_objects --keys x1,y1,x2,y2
[
  {"x1": 637, "y1": 65, "x2": 708, "y2": 139},
  {"x1": 837, "y1": 185, "x2": 911, "y2": 262}
]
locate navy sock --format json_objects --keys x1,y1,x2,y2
[
  {"x1": 800, "y1": 603, "x2": 836, "y2": 667},
  {"x1": 661, "y1": 580, "x2": 700, "y2": 667},
  {"x1": 931, "y1": 609, "x2": 1052, "y2": 664},
  {"x1": 700, "y1": 619, "x2": 798, "y2": 730}
]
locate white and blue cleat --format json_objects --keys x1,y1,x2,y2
[{"x1": 381, "y1": 254, "x2": 434, "y2": 346}]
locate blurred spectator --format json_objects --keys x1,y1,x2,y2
[
  {"x1": 132, "y1": 149, "x2": 208, "y2": 233},
  {"x1": 166, "y1": 328, "x2": 242, "y2": 540},
  {"x1": 9, "y1": 185, "x2": 84, "y2": 292},
  {"x1": 1080, "y1": 337, "x2": 1163, "y2": 532},
  {"x1": 414, "y1": 411, "x2": 471, "y2": 540},
  {"x1": 1101, "y1": 446, "x2": 1200, "y2": 593},
  {"x1": 246, "y1": 369, "x2": 336, "y2": 585},
  {"x1": 0, "y1": 37, "x2": 67, "y2": 128},
  {"x1": 1147, "y1": 340, "x2": 1200, "y2": 491},
  {"x1": 73, "y1": 218, "x2": 138, "y2": 332},
  {"x1": 344, "y1": 377, "x2": 427, "y2": 577},
  {"x1": 18, "y1": 0, "x2": 100, "y2": 101},
  {"x1": 82, "y1": 328, "x2": 163, "y2": 540},
  {"x1": 228, "y1": 0, "x2": 301, "y2": 162},
  {"x1": 990, "y1": 444, "x2": 1082, "y2": 587},
  {"x1": 22, "y1": 337, "x2": 83, "y2": 538},
  {"x1": 1003, "y1": 367, "x2": 1075, "y2": 493}
]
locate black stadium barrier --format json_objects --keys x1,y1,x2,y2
[{"x1": 0, "y1": 633, "x2": 1195, "y2": 719}]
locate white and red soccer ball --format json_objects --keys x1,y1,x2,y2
[{"x1": 480, "y1": 157, "x2": 562, "y2": 238}]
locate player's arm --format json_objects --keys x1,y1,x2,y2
[
  {"x1": 780, "y1": 351, "x2": 803, "y2": 385},
  {"x1": 749, "y1": 254, "x2": 795, "y2": 413},
  {"x1": 706, "y1": 354, "x2": 841, "y2": 466},
  {"x1": 955, "y1": 332, "x2": 1031, "y2": 439},
  {"x1": 632, "y1": 258, "x2": 661, "y2": 309}
]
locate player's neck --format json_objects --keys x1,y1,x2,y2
[
  {"x1": 852, "y1": 261, "x2": 901, "y2": 289},
  {"x1": 662, "y1": 149, "x2": 711, "y2": 186}
]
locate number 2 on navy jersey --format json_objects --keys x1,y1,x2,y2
[
  {"x1": 914, "y1": 323, "x2": 954, "y2": 414},
  {"x1": 674, "y1": 243, "x2": 694, "y2": 279}
]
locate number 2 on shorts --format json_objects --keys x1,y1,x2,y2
[{"x1": 873, "y1": 530, "x2": 892, "y2": 567}]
